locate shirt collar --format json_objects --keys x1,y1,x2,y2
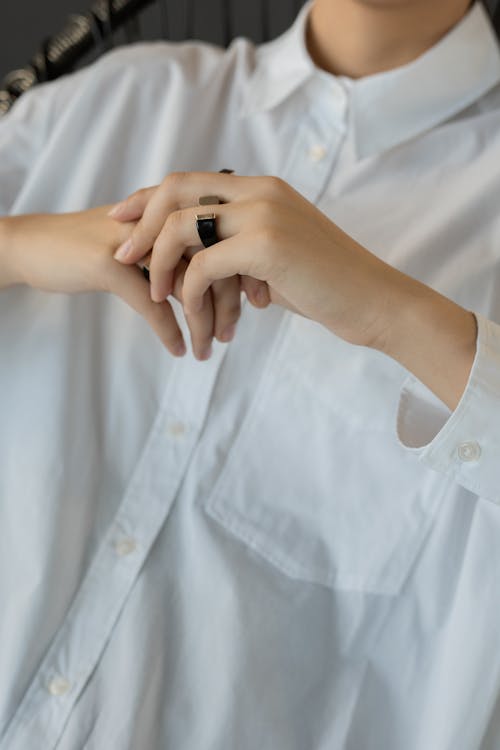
[{"x1": 240, "y1": 1, "x2": 500, "y2": 159}]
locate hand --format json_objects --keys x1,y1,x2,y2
[
  {"x1": 1, "y1": 206, "x2": 188, "y2": 355},
  {"x1": 109, "y1": 178, "x2": 271, "y2": 360},
  {"x1": 110, "y1": 171, "x2": 412, "y2": 352}
]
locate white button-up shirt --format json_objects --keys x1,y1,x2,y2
[{"x1": 2, "y1": 2, "x2": 500, "y2": 748}]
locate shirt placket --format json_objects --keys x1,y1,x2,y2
[
  {"x1": 1, "y1": 76, "x2": 349, "y2": 750},
  {"x1": 281, "y1": 75, "x2": 348, "y2": 204},
  {"x1": 0, "y1": 343, "x2": 229, "y2": 750}
]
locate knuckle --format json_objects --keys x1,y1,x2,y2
[
  {"x1": 134, "y1": 186, "x2": 151, "y2": 202},
  {"x1": 162, "y1": 171, "x2": 188, "y2": 192},
  {"x1": 189, "y1": 250, "x2": 206, "y2": 274},
  {"x1": 122, "y1": 187, "x2": 148, "y2": 212},
  {"x1": 255, "y1": 224, "x2": 281, "y2": 249},
  {"x1": 264, "y1": 175, "x2": 286, "y2": 196},
  {"x1": 254, "y1": 198, "x2": 277, "y2": 224},
  {"x1": 164, "y1": 208, "x2": 184, "y2": 232},
  {"x1": 121, "y1": 190, "x2": 137, "y2": 206},
  {"x1": 132, "y1": 187, "x2": 148, "y2": 199}
]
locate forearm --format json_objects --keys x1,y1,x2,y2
[
  {"x1": 0, "y1": 216, "x2": 20, "y2": 290},
  {"x1": 376, "y1": 277, "x2": 477, "y2": 411},
  {"x1": 0, "y1": 210, "x2": 119, "y2": 294}
]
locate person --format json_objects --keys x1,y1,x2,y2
[{"x1": 1, "y1": 0, "x2": 500, "y2": 746}]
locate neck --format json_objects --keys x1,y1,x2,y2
[{"x1": 306, "y1": 0, "x2": 472, "y2": 79}]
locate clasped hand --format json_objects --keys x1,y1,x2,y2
[{"x1": 110, "y1": 171, "x2": 406, "y2": 359}]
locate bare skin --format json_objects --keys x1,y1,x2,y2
[
  {"x1": 0, "y1": 208, "x2": 188, "y2": 355},
  {"x1": 306, "y1": 0, "x2": 472, "y2": 78},
  {"x1": 0, "y1": 0, "x2": 478, "y2": 406},
  {"x1": 111, "y1": 171, "x2": 477, "y2": 411}
]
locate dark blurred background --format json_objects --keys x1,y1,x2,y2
[
  {"x1": 0, "y1": 0, "x2": 499, "y2": 82},
  {"x1": 0, "y1": 0, "x2": 307, "y2": 79}
]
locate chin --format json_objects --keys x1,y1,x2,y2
[{"x1": 351, "y1": 0, "x2": 423, "y2": 6}]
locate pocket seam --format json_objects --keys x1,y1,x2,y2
[
  {"x1": 202, "y1": 314, "x2": 444, "y2": 597},
  {"x1": 205, "y1": 489, "x2": 442, "y2": 595}
]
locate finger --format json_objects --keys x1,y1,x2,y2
[
  {"x1": 170, "y1": 258, "x2": 214, "y2": 359},
  {"x1": 183, "y1": 233, "x2": 269, "y2": 315},
  {"x1": 113, "y1": 171, "x2": 270, "y2": 266},
  {"x1": 171, "y1": 257, "x2": 189, "y2": 301},
  {"x1": 107, "y1": 261, "x2": 186, "y2": 356},
  {"x1": 186, "y1": 288, "x2": 215, "y2": 360},
  {"x1": 211, "y1": 276, "x2": 241, "y2": 342},
  {"x1": 240, "y1": 275, "x2": 270, "y2": 309},
  {"x1": 148, "y1": 201, "x2": 250, "y2": 303},
  {"x1": 107, "y1": 186, "x2": 158, "y2": 222}
]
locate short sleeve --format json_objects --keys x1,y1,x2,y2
[
  {"x1": 0, "y1": 65, "x2": 92, "y2": 215},
  {"x1": 396, "y1": 311, "x2": 500, "y2": 505},
  {"x1": 0, "y1": 84, "x2": 55, "y2": 214}
]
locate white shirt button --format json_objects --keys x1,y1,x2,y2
[
  {"x1": 47, "y1": 676, "x2": 71, "y2": 696},
  {"x1": 167, "y1": 421, "x2": 186, "y2": 438},
  {"x1": 308, "y1": 144, "x2": 327, "y2": 162},
  {"x1": 457, "y1": 441, "x2": 481, "y2": 462},
  {"x1": 114, "y1": 537, "x2": 137, "y2": 556}
]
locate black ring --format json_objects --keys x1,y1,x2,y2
[{"x1": 196, "y1": 213, "x2": 219, "y2": 248}]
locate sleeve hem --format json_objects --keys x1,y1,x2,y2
[{"x1": 395, "y1": 312, "x2": 500, "y2": 504}]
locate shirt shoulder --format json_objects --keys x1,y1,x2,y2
[
  {"x1": 70, "y1": 35, "x2": 259, "y2": 110},
  {"x1": 2, "y1": 34, "x2": 260, "y2": 134}
]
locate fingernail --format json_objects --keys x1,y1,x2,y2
[
  {"x1": 151, "y1": 286, "x2": 164, "y2": 303},
  {"x1": 220, "y1": 324, "x2": 236, "y2": 342},
  {"x1": 173, "y1": 340, "x2": 186, "y2": 356},
  {"x1": 198, "y1": 344, "x2": 212, "y2": 360},
  {"x1": 108, "y1": 201, "x2": 125, "y2": 217},
  {"x1": 113, "y1": 239, "x2": 133, "y2": 261}
]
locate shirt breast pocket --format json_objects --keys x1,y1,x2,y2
[{"x1": 203, "y1": 314, "x2": 448, "y2": 595}]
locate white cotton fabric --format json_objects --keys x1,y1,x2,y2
[{"x1": 2, "y1": 2, "x2": 500, "y2": 748}]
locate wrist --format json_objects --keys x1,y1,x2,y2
[{"x1": 375, "y1": 276, "x2": 477, "y2": 409}]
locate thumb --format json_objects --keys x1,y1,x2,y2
[{"x1": 107, "y1": 185, "x2": 159, "y2": 222}]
